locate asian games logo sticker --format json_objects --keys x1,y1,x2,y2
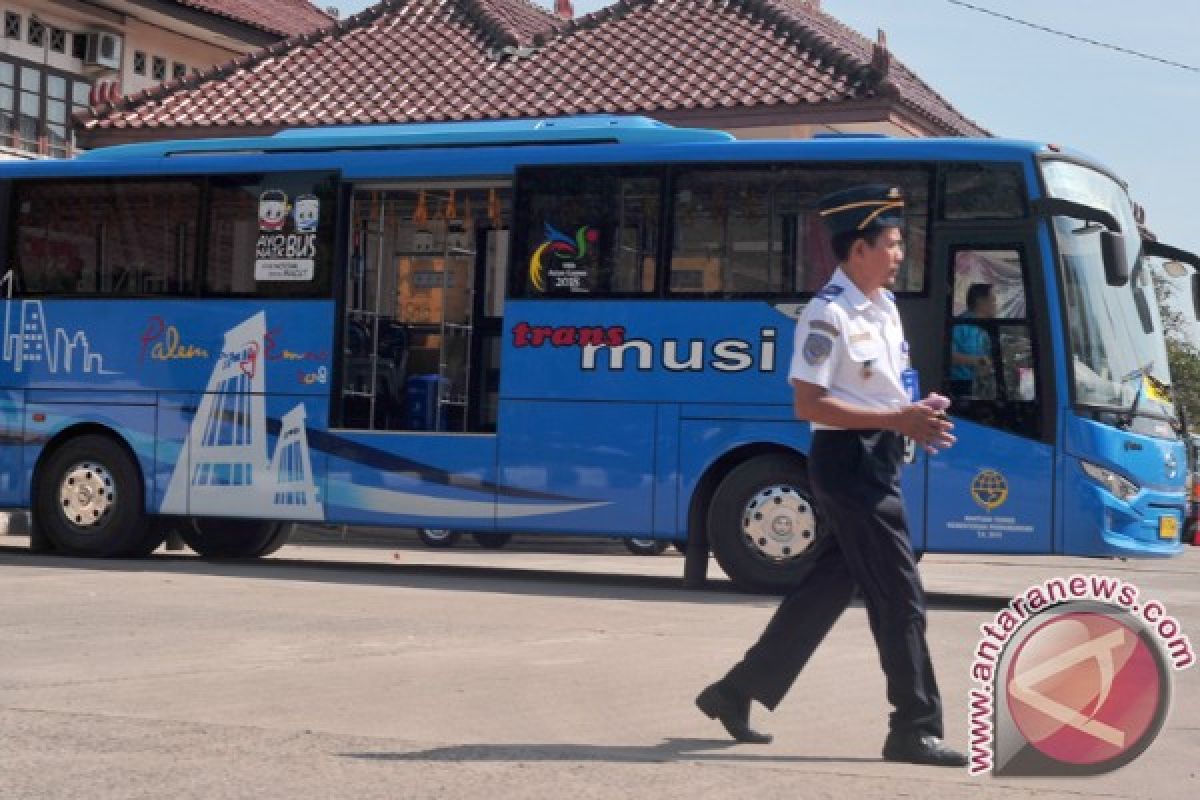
[
  {"x1": 529, "y1": 223, "x2": 599, "y2": 293},
  {"x1": 967, "y1": 575, "x2": 1195, "y2": 776}
]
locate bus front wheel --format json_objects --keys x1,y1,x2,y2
[
  {"x1": 180, "y1": 518, "x2": 292, "y2": 558},
  {"x1": 707, "y1": 453, "x2": 823, "y2": 594},
  {"x1": 35, "y1": 434, "x2": 163, "y2": 557}
]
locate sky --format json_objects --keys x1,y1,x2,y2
[{"x1": 325, "y1": 0, "x2": 1200, "y2": 259}]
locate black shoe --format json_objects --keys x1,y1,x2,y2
[
  {"x1": 695, "y1": 682, "x2": 773, "y2": 744},
  {"x1": 882, "y1": 733, "x2": 968, "y2": 767}
]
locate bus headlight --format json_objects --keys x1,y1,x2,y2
[{"x1": 1081, "y1": 461, "x2": 1139, "y2": 502}]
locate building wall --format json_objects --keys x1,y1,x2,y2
[{"x1": 0, "y1": 0, "x2": 254, "y2": 159}]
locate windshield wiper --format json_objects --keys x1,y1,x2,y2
[{"x1": 1119, "y1": 368, "x2": 1145, "y2": 429}]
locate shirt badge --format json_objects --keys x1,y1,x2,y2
[{"x1": 802, "y1": 333, "x2": 833, "y2": 366}]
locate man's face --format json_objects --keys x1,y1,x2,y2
[
  {"x1": 851, "y1": 226, "x2": 905, "y2": 291},
  {"x1": 979, "y1": 290, "x2": 998, "y2": 318}
]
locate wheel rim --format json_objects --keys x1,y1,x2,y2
[
  {"x1": 741, "y1": 485, "x2": 817, "y2": 562},
  {"x1": 423, "y1": 528, "x2": 453, "y2": 542},
  {"x1": 58, "y1": 461, "x2": 116, "y2": 530}
]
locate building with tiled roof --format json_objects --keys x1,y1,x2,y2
[
  {"x1": 0, "y1": 0, "x2": 331, "y2": 158},
  {"x1": 76, "y1": 0, "x2": 986, "y2": 147},
  {"x1": 171, "y1": 0, "x2": 334, "y2": 38}
]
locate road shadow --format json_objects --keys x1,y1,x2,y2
[
  {"x1": 338, "y1": 737, "x2": 881, "y2": 765},
  {"x1": 0, "y1": 545, "x2": 1009, "y2": 611}
]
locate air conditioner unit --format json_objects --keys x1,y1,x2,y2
[{"x1": 83, "y1": 31, "x2": 122, "y2": 71}]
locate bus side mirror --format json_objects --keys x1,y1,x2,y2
[
  {"x1": 1193, "y1": 272, "x2": 1200, "y2": 321},
  {"x1": 1101, "y1": 230, "x2": 1129, "y2": 287}
]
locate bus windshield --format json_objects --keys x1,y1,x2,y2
[{"x1": 1042, "y1": 160, "x2": 1177, "y2": 432}]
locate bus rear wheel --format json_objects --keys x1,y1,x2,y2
[
  {"x1": 707, "y1": 453, "x2": 823, "y2": 594},
  {"x1": 35, "y1": 434, "x2": 162, "y2": 557},
  {"x1": 180, "y1": 518, "x2": 292, "y2": 558}
]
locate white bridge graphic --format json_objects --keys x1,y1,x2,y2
[{"x1": 162, "y1": 312, "x2": 323, "y2": 520}]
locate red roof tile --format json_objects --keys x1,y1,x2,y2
[
  {"x1": 79, "y1": 0, "x2": 986, "y2": 139},
  {"x1": 175, "y1": 0, "x2": 334, "y2": 37}
]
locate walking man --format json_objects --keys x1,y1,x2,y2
[{"x1": 695, "y1": 184, "x2": 967, "y2": 767}]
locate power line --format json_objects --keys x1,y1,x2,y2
[{"x1": 946, "y1": 0, "x2": 1200, "y2": 74}]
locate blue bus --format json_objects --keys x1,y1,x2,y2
[{"x1": 3, "y1": 116, "x2": 1194, "y2": 592}]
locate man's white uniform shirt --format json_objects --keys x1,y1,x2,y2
[{"x1": 787, "y1": 268, "x2": 912, "y2": 431}]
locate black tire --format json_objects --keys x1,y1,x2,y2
[
  {"x1": 123, "y1": 517, "x2": 173, "y2": 557},
  {"x1": 472, "y1": 532, "x2": 512, "y2": 549},
  {"x1": 180, "y1": 518, "x2": 292, "y2": 558},
  {"x1": 624, "y1": 537, "x2": 669, "y2": 556},
  {"x1": 34, "y1": 434, "x2": 158, "y2": 557},
  {"x1": 707, "y1": 453, "x2": 823, "y2": 594},
  {"x1": 418, "y1": 528, "x2": 461, "y2": 548}
]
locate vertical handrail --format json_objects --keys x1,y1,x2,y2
[{"x1": 367, "y1": 193, "x2": 385, "y2": 429}]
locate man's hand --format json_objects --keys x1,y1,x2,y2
[{"x1": 892, "y1": 403, "x2": 956, "y2": 453}]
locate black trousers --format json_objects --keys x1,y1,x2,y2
[{"x1": 723, "y1": 429, "x2": 944, "y2": 738}]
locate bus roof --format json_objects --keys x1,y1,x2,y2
[
  {"x1": 74, "y1": 115, "x2": 736, "y2": 161},
  {"x1": 4, "y1": 117, "x2": 1096, "y2": 183}
]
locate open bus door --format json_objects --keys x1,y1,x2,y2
[
  {"x1": 331, "y1": 185, "x2": 510, "y2": 531},
  {"x1": 923, "y1": 236, "x2": 1055, "y2": 554}
]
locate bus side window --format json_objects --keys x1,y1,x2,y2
[
  {"x1": 204, "y1": 172, "x2": 336, "y2": 298},
  {"x1": 13, "y1": 178, "x2": 200, "y2": 296},
  {"x1": 512, "y1": 167, "x2": 661, "y2": 297},
  {"x1": 944, "y1": 247, "x2": 1040, "y2": 438},
  {"x1": 668, "y1": 165, "x2": 932, "y2": 297}
]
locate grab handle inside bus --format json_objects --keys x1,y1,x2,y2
[{"x1": 1032, "y1": 197, "x2": 1128, "y2": 287}]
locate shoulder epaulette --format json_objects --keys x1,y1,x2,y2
[{"x1": 815, "y1": 284, "x2": 844, "y2": 302}]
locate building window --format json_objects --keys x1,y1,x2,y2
[
  {"x1": 72, "y1": 32, "x2": 87, "y2": 59},
  {"x1": 27, "y1": 18, "x2": 44, "y2": 47},
  {"x1": 45, "y1": 74, "x2": 66, "y2": 157},
  {"x1": 152, "y1": 56, "x2": 166, "y2": 81},
  {"x1": 0, "y1": 63, "x2": 14, "y2": 144},
  {"x1": 18, "y1": 66, "x2": 40, "y2": 151},
  {"x1": 72, "y1": 80, "x2": 90, "y2": 112},
  {"x1": 172, "y1": 62, "x2": 186, "y2": 80},
  {"x1": 133, "y1": 51, "x2": 146, "y2": 75},
  {"x1": 0, "y1": 57, "x2": 90, "y2": 155},
  {"x1": 49, "y1": 27, "x2": 65, "y2": 53},
  {"x1": 5, "y1": 12, "x2": 21, "y2": 40}
]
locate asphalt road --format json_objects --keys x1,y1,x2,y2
[{"x1": 1, "y1": 529, "x2": 1198, "y2": 799}]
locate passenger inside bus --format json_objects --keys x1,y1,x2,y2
[{"x1": 949, "y1": 282, "x2": 996, "y2": 399}]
